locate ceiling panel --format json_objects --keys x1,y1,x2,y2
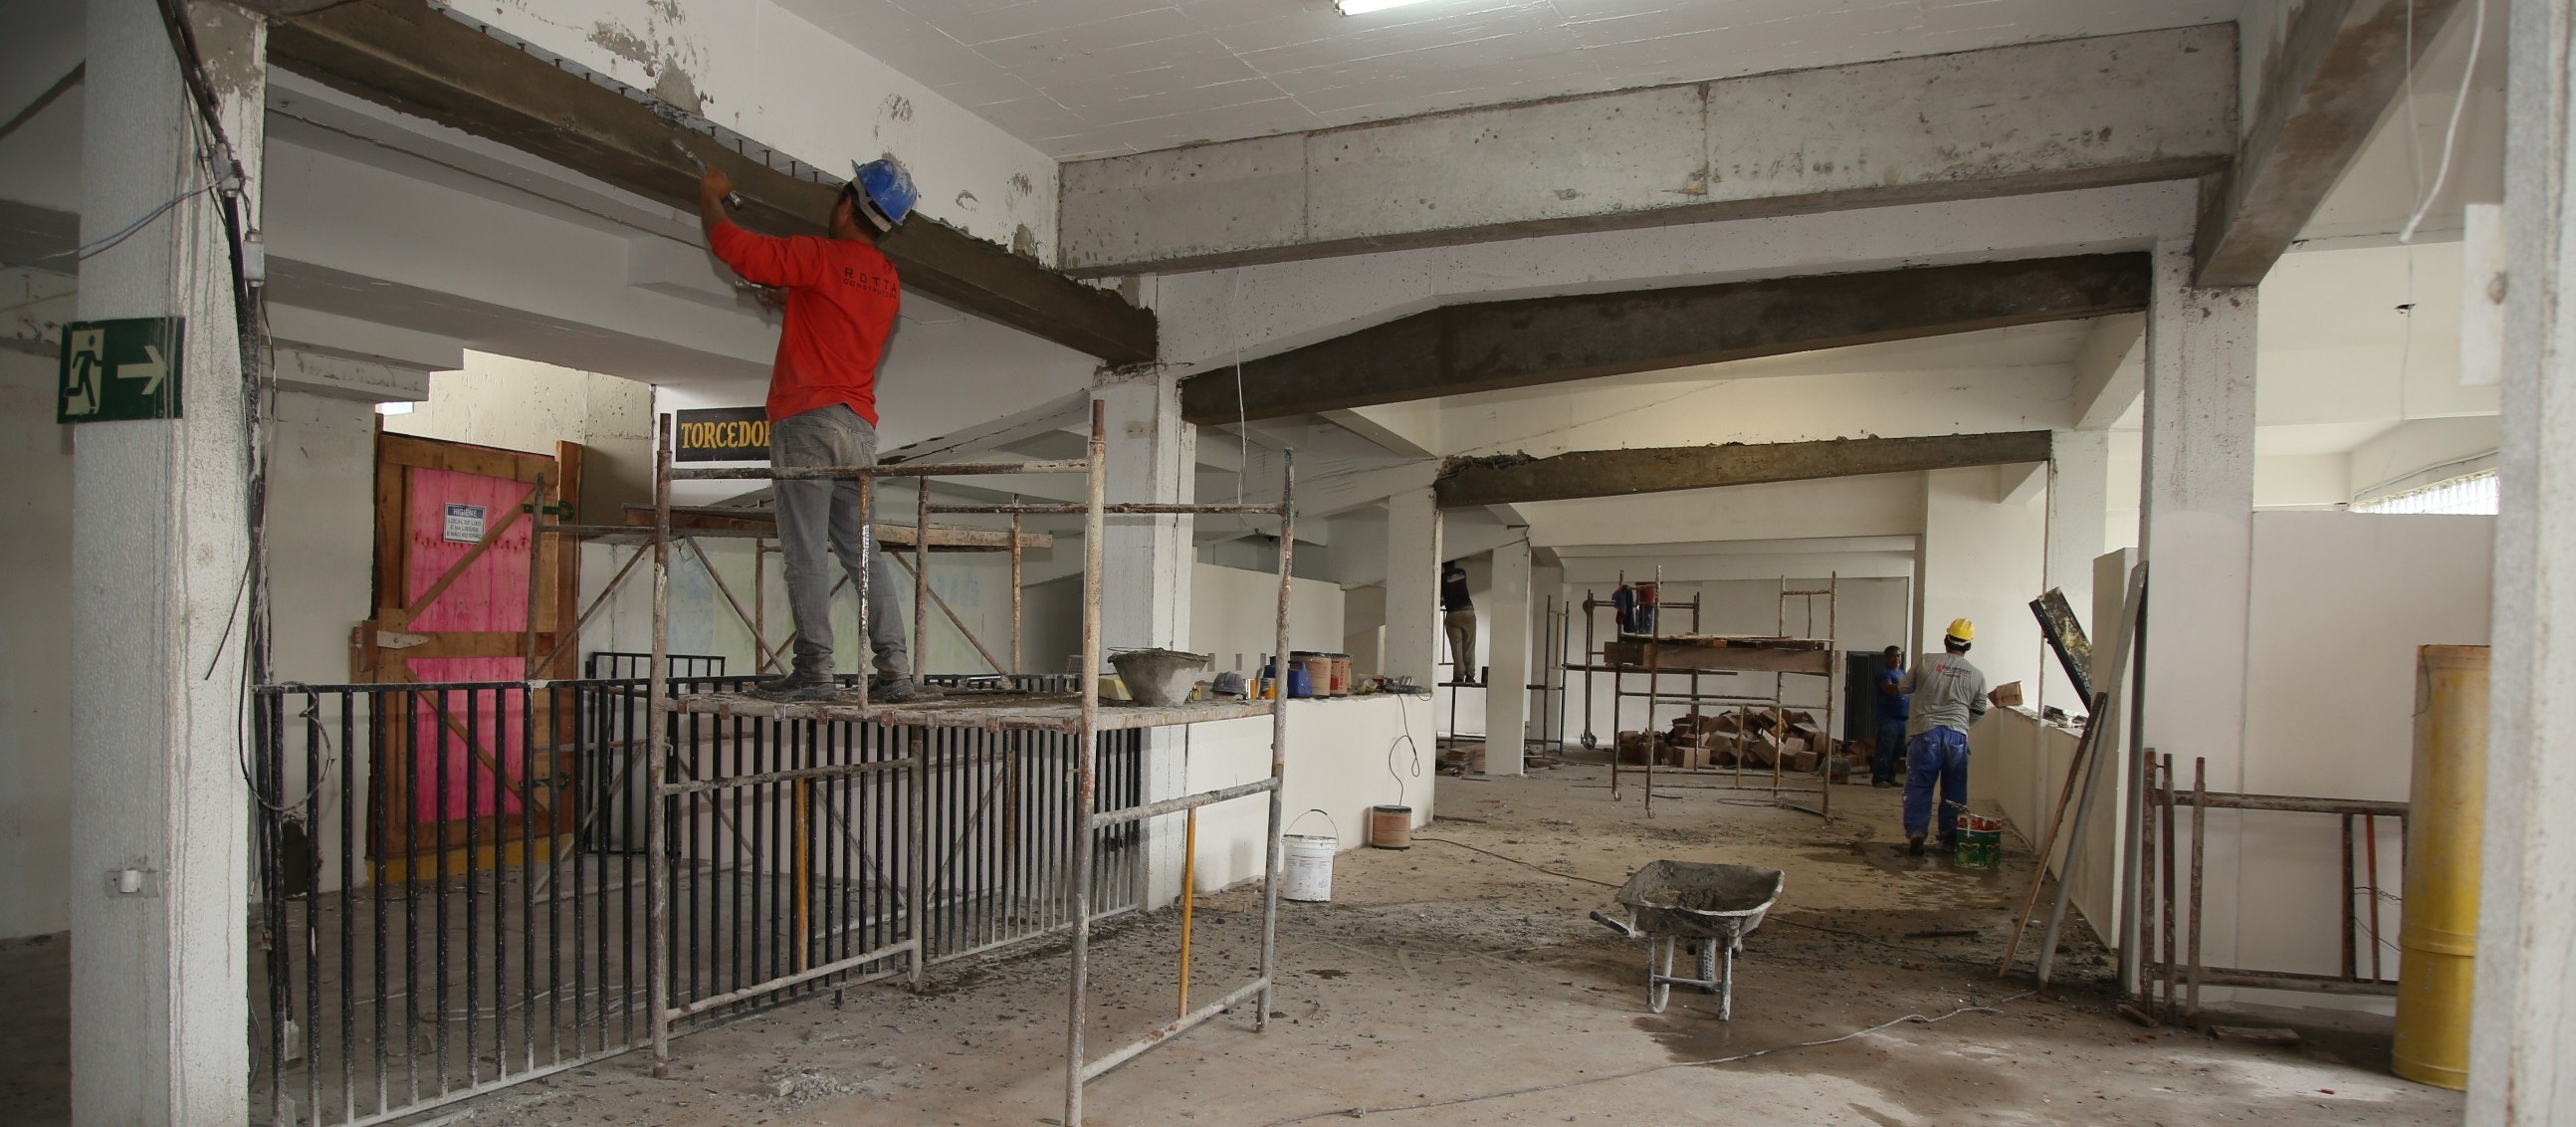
[{"x1": 778, "y1": 0, "x2": 2241, "y2": 158}]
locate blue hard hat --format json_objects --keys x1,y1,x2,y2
[{"x1": 849, "y1": 157, "x2": 917, "y2": 231}]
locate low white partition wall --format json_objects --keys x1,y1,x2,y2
[{"x1": 1170, "y1": 694, "x2": 1437, "y2": 895}]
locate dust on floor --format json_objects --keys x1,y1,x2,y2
[{"x1": 1, "y1": 767, "x2": 2465, "y2": 1126}]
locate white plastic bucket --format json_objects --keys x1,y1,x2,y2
[{"x1": 1282, "y1": 834, "x2": 1338, "y2": 902}]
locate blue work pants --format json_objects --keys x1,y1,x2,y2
[
  {"x1": 1872, "y1": 719, "x2": 1908, "y2": 785},
  {"x1": 1902, "y1": 728, "x2": 1971, "y2": 841}
]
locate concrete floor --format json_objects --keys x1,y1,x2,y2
[{"x1": 0, "y1": 766, "x2": 2467, "y2": 1125}]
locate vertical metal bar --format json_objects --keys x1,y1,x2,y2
[
  {"x1": 1011, "y1": 502, "x2": 1025, "y2": 674},
  {"x1": 436, "y1": 687, "x2": 453, "y2": 1094},
  {"x1": 336, "y1": 692, "x2": 356, "y2": 1122},
  {"x1": 369, "y1": 692, "x2": 388, "y2": 1117},
  {"x1": 1259, "y1": 448, "x2": 1296, "y2": 1027},
  {"x1": 754, "y1": 540, "x2": 769, "y2": 675},
  {"x1": 2365, "y1": 812, "x2": 2385, "y2": 982},
  {"x1": 647, "y1": 414, "x2": 675, "y2": 1075},
  {"x1": 1644, "y1": 634, "x2": 1658, "y2": 818},
  {"x1": 915, "y1": 478, "x2": 932, "y2": 681},
  {"x1": 1582, "y1": 593, "x2": 1597, "y2": 752},
  {"x1": 796, "y1": 772, "x2": 812, "y2": 975},
  {"x1": 519, "y1": 687, "x2": 537, "y2": 1075},
  {"x1": 2187, "y1": 756, "x2": 2206, "y2": 1024},
  {"x1": 406, "y1": 689, "x2": 423, "y2": 1107},
  {"x1": 2138, "y1": 754, "x2": 2160, "y2": 1012},
  {"x1": 1178, "y1": 807, "x2": 1197, "y2": 1019},
  {"x1": 910, "y1": 727, "x2": 929, "y2": 989},
  {"x1": 2340, "y1": 813, "x2": 2358, "y2": 981},
  {"x1": 303, "y1": 696, "x2": 322, "y2": 1122},
  {"x1": 546, "y1": 685, "x2": 562, "y2": 1067},
  {"x1": 856, "y1": 474, "x2": 872, "y2": 711},
  {"x1": 2159, "y1": 752, "x2": 2178, "y2": 1018},
  {"x1": 468, "y1": 690, "x2": 484, "y2": 1088},
  {"x1": 1065, "y1": 400, "x2": 1110, "y2": 1127}
]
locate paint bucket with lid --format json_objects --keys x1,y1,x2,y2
[
  {"x1": 1369, "y1": 804, "x2": 1412, "y2": 849},
  {"x1": 1953, "y1": 811, "x2": 2005, "y2": 871},
  {"x1": 1291, "y1": 651, "x2": 1332, "y2": 699},
  {"x1": 1283, "y1": 809, "x2": 1340, "y2": 901}
]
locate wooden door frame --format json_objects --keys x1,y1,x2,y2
[{"x1": 359, "y1": 430, "x2": 586, "y2": 879}]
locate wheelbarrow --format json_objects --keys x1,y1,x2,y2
[{"x1": 1590, "y1": 860, "x2": 1785, "y2": 1019}]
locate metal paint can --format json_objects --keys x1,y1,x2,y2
[{"x1": 1369, "y1": 804, "x2": 1412, "y2": 849}]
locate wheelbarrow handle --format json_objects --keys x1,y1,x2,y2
[{"x1": 1591, "y1": 910, "x2": 1643, "y2": 940}]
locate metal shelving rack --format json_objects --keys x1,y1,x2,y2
[{"x1": 640, "y1": 400, "x2": 1296, "y2": 1127}]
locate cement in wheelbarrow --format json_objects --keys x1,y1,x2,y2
[{"x1": 1602, "y1": 860, "x2": 1786, "y2": 1019}]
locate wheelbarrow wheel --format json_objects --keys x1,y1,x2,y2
[
  {"x1": 1647, "y1": 937, "x2": 1673, "y2": 1014},
  {"x1": 1693, "y1": 939, "x2": 1718, "y2": 994}
]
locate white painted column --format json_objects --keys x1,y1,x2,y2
[
  {"x1": 71, "y1": 1, "x2": 261, "y2": 1122},
  {"x1": 1381, "y1": 488, "x2": 1441, "y2": 687},
  {"x1": 2134, "y1": 238, "x2": 2257, "y2": 979},
  {"x1": 2470, "y1": 2, "x2": 2576, "y2": 1118},
  {"x1": 2042, "y1": 428, "x2": 2111, "y2": 716},
  {"x1": 1095, "y1": 367, "x2": 1199, "y2": 908},
  {"x1": 1482, "y1": 535, "x2": 1532, "y2": 776}
]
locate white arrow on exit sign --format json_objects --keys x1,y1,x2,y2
[{"x1": 116, "y1": 344, "x2": 165, "y2": 395}]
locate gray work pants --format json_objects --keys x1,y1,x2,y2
[
  {"x1": 1444, "y1": 609, "x2": 1478, "y2": 683},
  {"x1": 770, "y1": 404, "x2": 909, "y2": 678}
]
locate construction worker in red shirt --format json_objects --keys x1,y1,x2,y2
[{"x1": 697, "y1": 157, "x2": 921, "y2": 702}]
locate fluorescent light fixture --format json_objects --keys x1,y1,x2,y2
[{"x1": 1336, "y1": 0, "x2": 1439, "y2": 14}]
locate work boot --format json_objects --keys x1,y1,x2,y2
[
  {"x1": 751, "y1": 660, "x2": 838, "y2": 702},
  {"x1": 1906, "y1": 836, "x2": 1926, "y2": 857},
  {"x1": 868, "y1": 672, "x2": 920, "y2": 704}
]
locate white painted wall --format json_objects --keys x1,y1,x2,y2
[
  {"x1": 387, "y1": 351, "x2": 655, "y2": 521},
  {"x1": 0, "y1": 349, "x2": 72, "y2": 939},
  {"x1": 2222, "y1": 512, "x2": 2492, "y2": 1007},
  {"x1": 442, "y1": 0, "x2": 1060, "y2": 260},
  {"x1": 1919, "y1": 467, "x2": 2050, "y2": 703},
  {"x1": 1189, "y1": 563, "x2": 1347, "y2": 681},
  {"x1": 1173, "y1": 695, "x2": 1435, "y2": 895}
]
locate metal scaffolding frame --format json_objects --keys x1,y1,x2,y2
[
  {"x1": 640, "y1": 400, "x2": 1295, "y2": 1127},
  {"x1": 1579, "y1": 573, "x2": 1840, "y2": 818}
]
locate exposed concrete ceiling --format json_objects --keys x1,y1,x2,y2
[{"x1": 780, "y1": 0, "x2": 2243, "y2": 160}]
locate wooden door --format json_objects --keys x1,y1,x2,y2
[{"x1": 359, "y1": 432, "x2": 583, "y2": 879}]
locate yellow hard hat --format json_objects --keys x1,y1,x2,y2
[{"x1": 1945, "y1": 618, "x2": 1976, "y2": 643}]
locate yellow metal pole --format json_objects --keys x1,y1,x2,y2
[
  {"x1": 2392, "y1": 644, "x2": 2488, "y2": 1090},
  {"x1": 1178, "y1": 808, "x2": 1197, "y2": 1018}
]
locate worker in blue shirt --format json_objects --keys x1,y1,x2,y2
[{"x1": 1872, "y1": 646, "x2": 1909, "y2": 788}]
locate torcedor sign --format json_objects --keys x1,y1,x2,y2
[{"x1": 672, "y1": 407, "x2": 770, "y2": 462}]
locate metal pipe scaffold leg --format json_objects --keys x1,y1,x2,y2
[
  {"x1": 646, "y1": 418, "x2": 674, "y2": 1077},
  {"x1": 1063, "y1": 400, "x2": 1108, "y2": 1127},
  {"x1": 1258, "y1": 450, "x2": 1296, "y2": 1034}
]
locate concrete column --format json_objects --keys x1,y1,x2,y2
[
  {"x1": 2043, "y1": 428, "x2": 2111, "y2": 716},
  {"x1": 1095, "y1": 368, "x2": 1194, "y2": 653},
  {"x1": 1482, "y1": 535, "x2": 1532, "y2": 776},
  {"x1": 2470, "y1": 2, "x2": 2576, "y2": 1118},
  {"x1": 2133, "y1": 238, "x2": 2256, "y2": 983},
  {"x1": 1095, "y1": 368, "x2": 1198, "y2": 908},
  {"x1": 1380, "y1": 488, "x2": 1441, "y2": 687},
  {"x1": 71, "y1": 1, "x2": 262, "y2": 1121}
]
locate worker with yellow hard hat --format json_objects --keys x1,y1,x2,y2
[{"x1": 1899, "y1": 618, "x2": 1990, "y2": 856}]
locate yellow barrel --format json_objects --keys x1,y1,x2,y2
[{"x1": 2392, "y1": 644, "x2": 2487, "y2": 1090}]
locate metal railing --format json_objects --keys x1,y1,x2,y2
[{"x1": 249, "y1": 672, "x2": 1142, "y2": 1127}]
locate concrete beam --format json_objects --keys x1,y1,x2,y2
[
  {"x1": 1062, "y1": 27, "x2": 2233, "y2": 276},
  {"x1": 1435, "y1": 432, "x2": 2054, "y2": 509},
  {"x1": 2196, "y1": 0, "x2": 2463, "y2": 287},
  {"x1": 1181, "y1": 254, "x2": 2150, "y2": 425},
  {"x1": 267, "y1": 0, "x2": 1156, "y2": 363}
]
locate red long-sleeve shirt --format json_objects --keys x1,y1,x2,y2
[{"x1": 709, "y1": 221, "x2": 901, "y2": 425}]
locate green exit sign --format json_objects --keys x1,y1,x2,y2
[{"x1": 58, "y1": 317, "x2": 184, "y2": 424}]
